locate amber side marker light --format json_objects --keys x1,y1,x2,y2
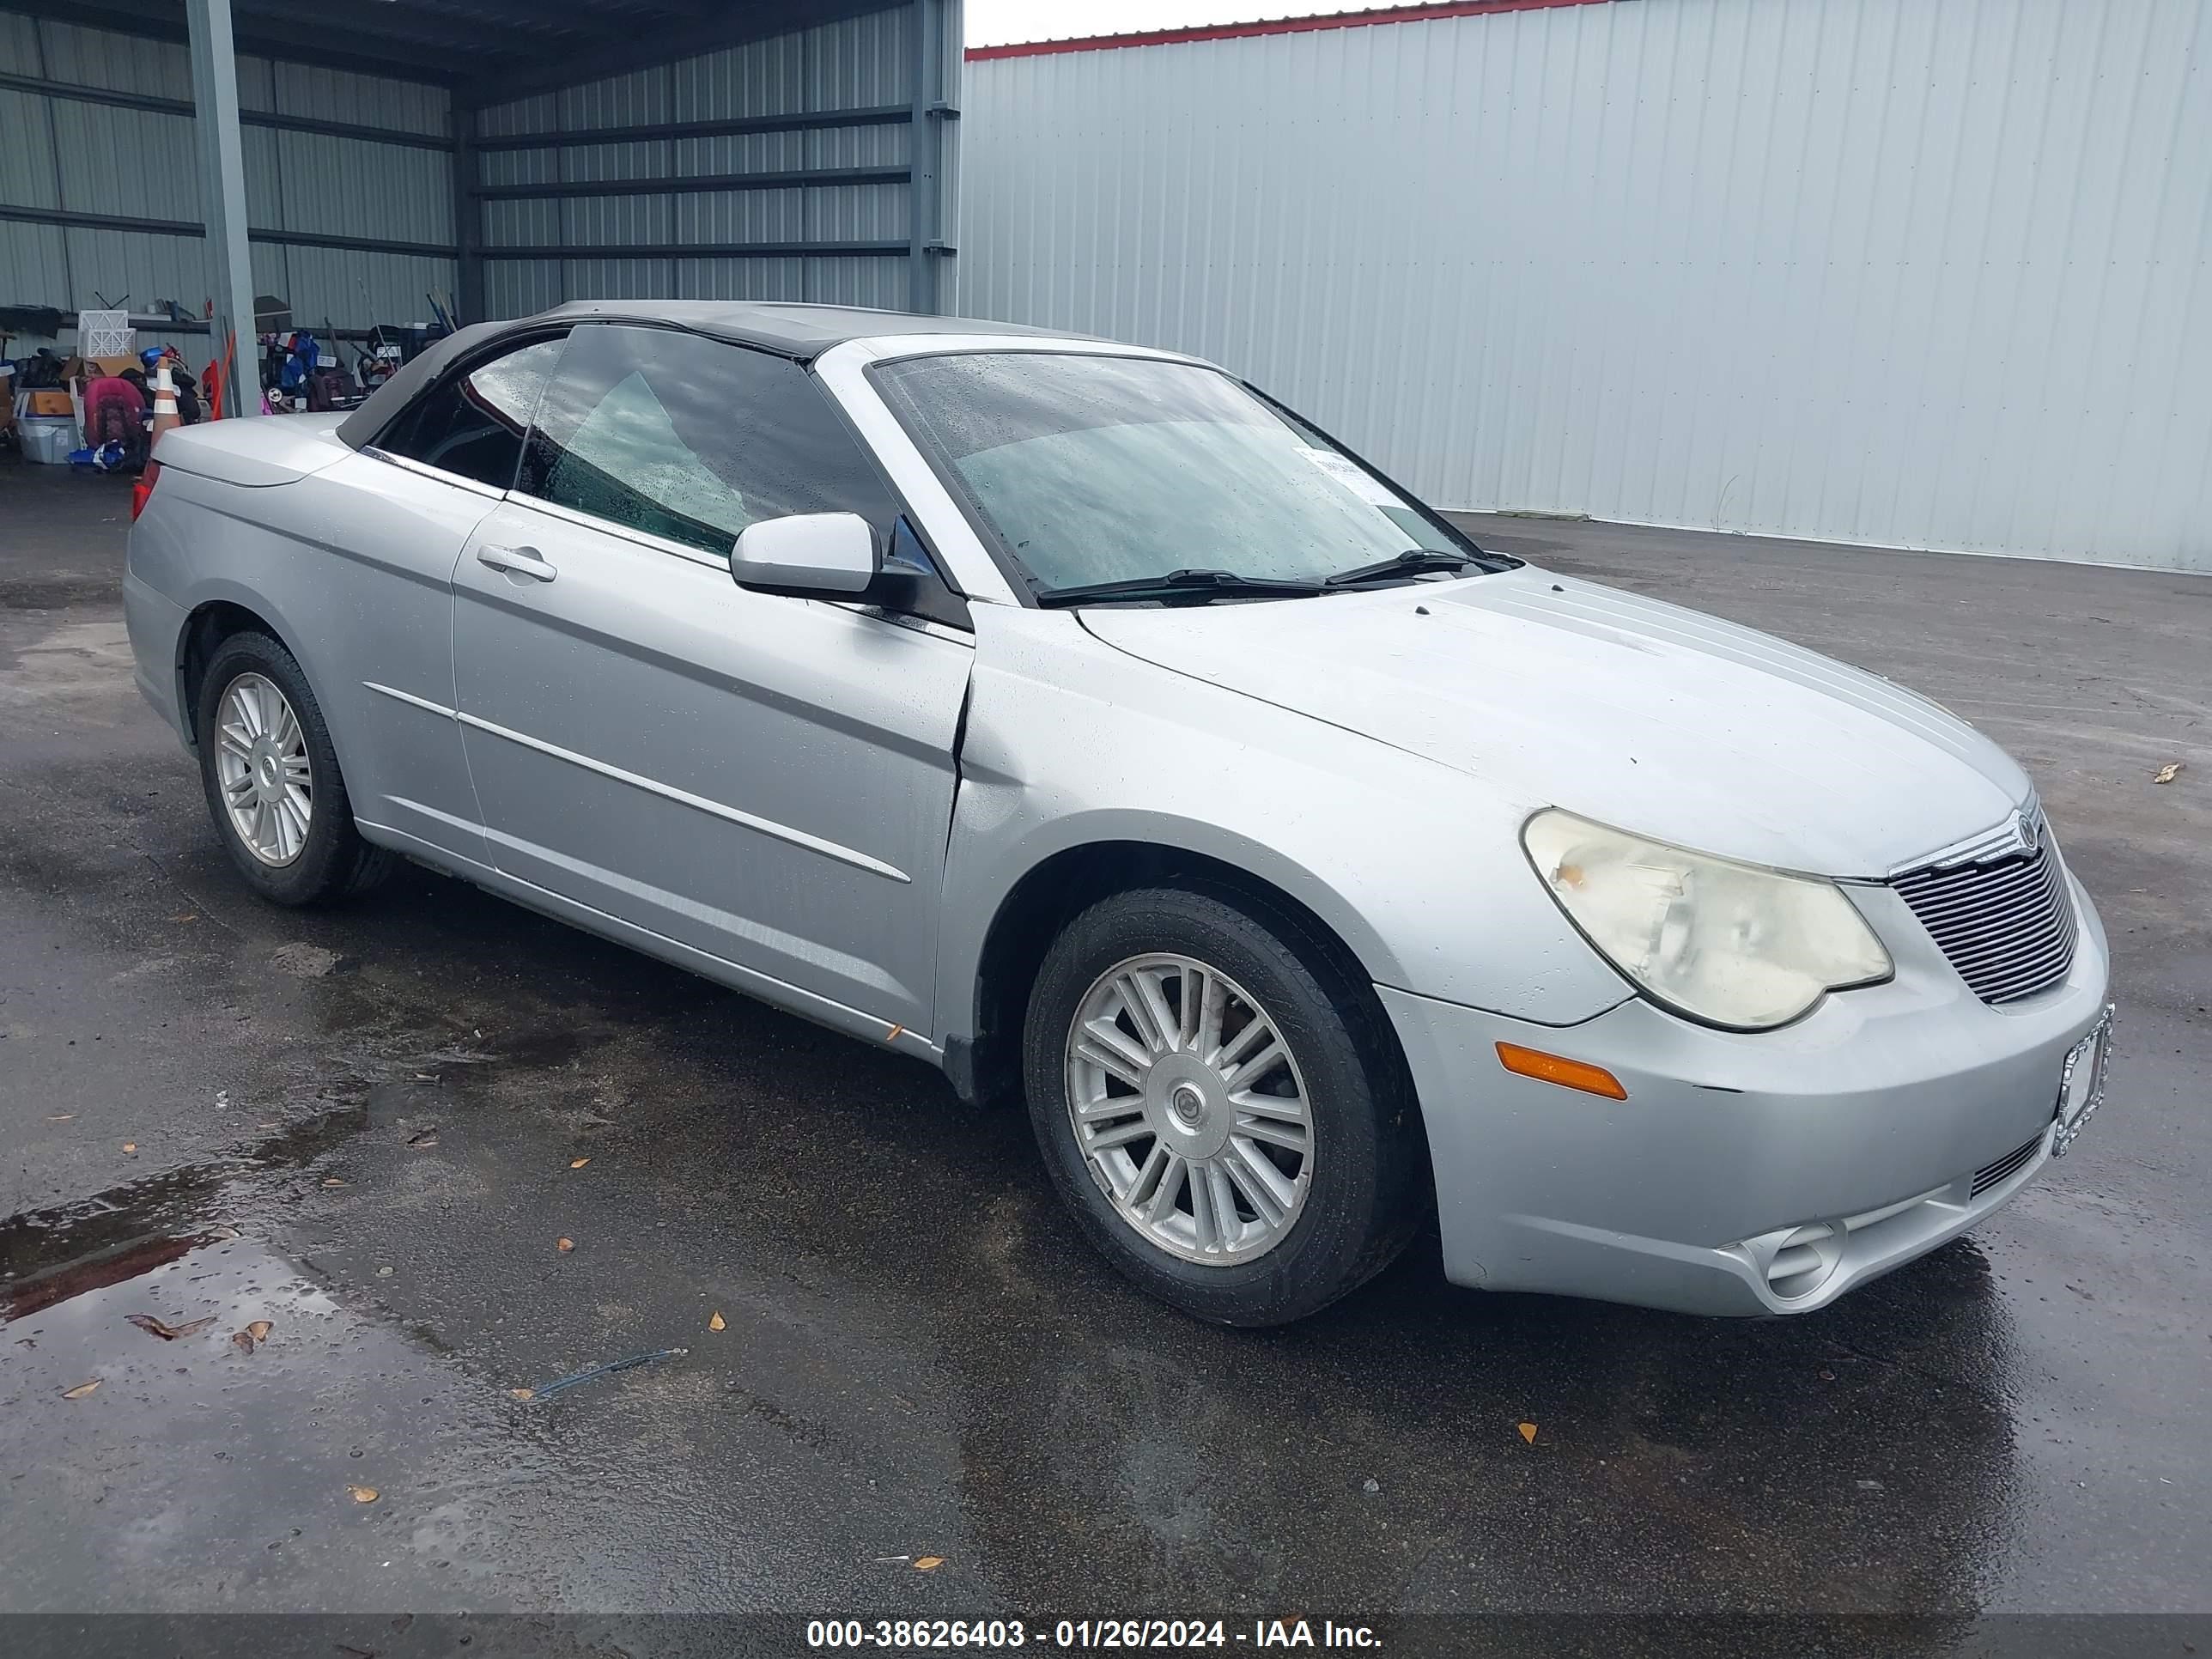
[{"x1": 1495, "y1": 1042, "x2": 1628, "y2": 1100}]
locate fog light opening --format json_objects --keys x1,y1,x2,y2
[{"x1": 1759, "y1": 1222, "x2": 1844, "y2": 1301}]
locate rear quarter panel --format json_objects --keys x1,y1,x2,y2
[{"x1": 126, "y1": 448, "x2": 495, "y2": 849}]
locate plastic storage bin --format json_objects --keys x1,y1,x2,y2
[{"x1": 20, "y1": 417, "x2": 77, "y2": 464}]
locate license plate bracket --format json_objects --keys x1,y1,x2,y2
[{"x1": 2051, "y1": 1003, "x2": 2115, "y2": 1156}]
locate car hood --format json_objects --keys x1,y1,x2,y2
[{"x1": 1078, "y1": 565, "x2": 2030, "y2": 878}]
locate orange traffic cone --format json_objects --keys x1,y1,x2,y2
[{"x1": 149, "y1": 356, "x2": 181, "y2": 447}]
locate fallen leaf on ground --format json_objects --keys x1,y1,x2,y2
[
  {"x1": 914, "y1": 1557, "x2": 945, "y2": 1571},
  {"x1": 708, "y1": 1311, "x2": 726, "y2": 1332},
  {"x1": 349, "y1": 1486, "x2": 379, "y2": 1504},
  {"x1": 508, "y1": 1388, "x2": 536, "y2": 1401},
  {"x1": 569, "y1": 1158, "x2": 591, "y2": 1170},
  {"x1": 406, "y1": 1130, "x2": 438, "y2": 1148},
  {"x1": 556, "y1": 1237, "x2": 575, "y2": 1253},
  {"x1": 121, "y1": 1142, "x2": 137, "y2": 1155},
  {"x1": 169, "y1": 913, "x2": 197, "y2": 923},
  {"x1": 232, "y1": 1330, "x2": 256, "y2": 1355},
  {"x1": 1517, "y1": 1422, "x2": 1539, "y2": 1443},
  {"x1": 246, "y1": 1320, "x2": 274, "y2": 1343},
  {"x1": 126, "y1": 1314, "x2": 216, "y2": 1341},
  {"x1": 2154, "y1": 762, "x2": 2182, "y2": 784},
  {"x1": 46, "y1": 1115, "x2": 72, "y2": 1122},
  {"x1": 323, "y1": 1177, "x2": 349, "y2": 1188},
  {"x1": 61, "y1": 1380, "x2": 100, "y2": 1400}
]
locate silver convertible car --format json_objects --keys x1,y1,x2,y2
[{"x1": 125, "y1": 301, "x2": 2113, "y2": 1326}]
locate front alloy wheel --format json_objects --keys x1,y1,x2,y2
[
  {"x1": 1066, "y1": 953, "x2": 1313, "y2": 1264},
  {"x1": 1024, "y1": 885, "x2": 1430, "y2": 1326}
]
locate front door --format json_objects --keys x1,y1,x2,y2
[{"x1": 449, "y1": 323, "x2": 971, "y2": 1041}]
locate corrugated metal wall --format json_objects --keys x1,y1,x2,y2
[
  {"x1": 472, "y1": 3, "x2": 954, "y2": 318},
  {"x1": 0, "y1": 14, "x2": 455, "y2": 354},
  {"x1": 962, "y1": 0, "x2": 2212, "y2": 572}
]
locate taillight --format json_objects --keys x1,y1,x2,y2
[{"x1": 131, "y1": 459, "x2": 161, "y2": 522}]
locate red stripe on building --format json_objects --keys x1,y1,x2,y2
[{"x1": 965, "y1": 0, "x2": 1614, "y2": 62}]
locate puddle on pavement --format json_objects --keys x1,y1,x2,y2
[
  {"x1": 0, "y1": 1105, "x2": 368, "y2": 1297},
  {"x1": 0, "y1": 1091, "x2": 921, "y2": 1616},
  {"x1": 0, "y1": 1225, "x2": 558, "y2": 1613},
  {"x1": 0, "y1": 1104, "x2": 556, "y2": 1612}
]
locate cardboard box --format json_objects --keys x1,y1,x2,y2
[
  {"x1": 62, "y1": 353, "x2": 138, "y2": 381},
  {"x1": 26, "y1": 390, "x2": 73, "y2": 416}
]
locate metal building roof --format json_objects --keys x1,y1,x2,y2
[
  {"x1": 26, "y1": 0, "x2": 899, "y2": 94},
  {"x1": 964, "y1": 0, "x2": 1612, "y2": 61}
]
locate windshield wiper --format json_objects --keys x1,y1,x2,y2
[
  {"x1": 1324, "y1": 549, "x2": 1486, "y2": 587},
  {"x1": 1035, "y1": 568, "x2": 1329, "y2": 608}
]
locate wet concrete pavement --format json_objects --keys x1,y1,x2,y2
[{"x1": 2, "y1": 461, "x2": 2207, "y2": 1646}]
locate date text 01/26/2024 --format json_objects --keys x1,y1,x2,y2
[{"x1": 805, "y1": 1619, "x2": 1383, "y2": 1650}]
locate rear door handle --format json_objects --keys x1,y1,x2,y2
[{"x1": 477, "y1": 544, "x2": 557, "y2": 582}]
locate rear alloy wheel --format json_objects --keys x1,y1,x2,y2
[
  {"x1": 212, "y1": 672, "x2": 314, "y2": 866},
  {"x1": 194, "y1": 632, "x2": 394, "y2": 906},
  {"x1": 1024, "y1": 886, "x2": 1429, "y2": 1326}
]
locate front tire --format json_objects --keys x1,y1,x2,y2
[
  {"x1": 1023, "y1": 886, "x2": 1429, "y2": 1326},
  {"x1": 194, "y1": 632, "x2": 393, "y2": 906}
]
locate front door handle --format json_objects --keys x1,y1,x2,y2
[{"x1": 477, "y1": 544, "x2": 557, "y2": 582}]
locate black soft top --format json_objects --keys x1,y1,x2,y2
[{"x1": 335, "y1": 301, "x2": 1085, "y2": 452}]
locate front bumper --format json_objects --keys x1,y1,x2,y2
[{"x1": 1382, "y1": 872, "x2": 2112, "y2": 1316}]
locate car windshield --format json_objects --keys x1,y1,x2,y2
[{"x1": 871, "y1": 351, "x2": 1505, "y2": 600}]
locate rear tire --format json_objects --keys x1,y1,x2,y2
[
  {"x1": 194, "y1": 631, "x2": 394, "y2": 906},
  {"x1": 1023, "y1": 885, "x2": 1429, "y2": 1326}
]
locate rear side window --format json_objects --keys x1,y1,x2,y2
[
  {"x1": 514, "y1": 324, "x2": 897, "y2": 560},
  {"x1": 375, "y1": 334, "x2": 566, "y2": 491}
]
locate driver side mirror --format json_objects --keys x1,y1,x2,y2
[{"x1": 730, "y1": 512, "x2": 878, "y2": 599}]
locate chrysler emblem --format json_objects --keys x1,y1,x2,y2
[{"x1": 2008, "y1": 809, "x2": 2041, "y2": 856}]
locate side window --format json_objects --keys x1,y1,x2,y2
[
  {"x1": 514, "y1": 325, "x2": 898, "y2": 559},
  {"x1": 376, "y1": 334, "x2": 566, "y2": 491}
]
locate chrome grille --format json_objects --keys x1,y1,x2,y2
[
  {"x1": 1971, "y1": 1133, "x2": 2044, "y2": 1197},
  {"x1": 1893, "y1": 844, "x2": 2076, "y2": 1004}
]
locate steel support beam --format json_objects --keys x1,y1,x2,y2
[
  {"x1": 9, "y1": 0, "x2": 460, "y2": 84},
  {"x1": 0, "y1": 204, "x2": 454, "y2": 262},
  {"x1": 0, "y1": 70, "x2": 455, "y2": 151},
  {"x1": 453, "y1": 100, "x2": 484, "y2": 325},
  {"x1": 907, "y1": 0, "x2": 960, "y2": 314},
  {"x1": 477, "y1": 241, "x2": 909, "y2": 261},
  {"x1": 471, "y1": 105, "x2": 914, "y2": 153},
  {"x1": 471, "y1": 166, "x2": 910, "y2": 202},
  {"x1": 185, "y1": 0, "x2": 256, "y2": 416}
]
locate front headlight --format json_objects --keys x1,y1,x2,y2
[{"x1": 1522, "y1": 810, "x2": 1893, "y2": 1030}]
